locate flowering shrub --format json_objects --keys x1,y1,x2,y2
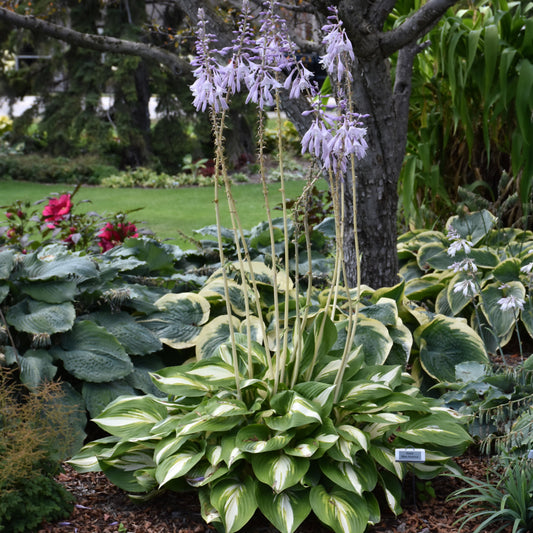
[
  {"x1": 1, "y1": 188, "x2": 144, "y2": 253},
  {"x1": 98, "y1": 220, "x2": 139, "y2": 252}
]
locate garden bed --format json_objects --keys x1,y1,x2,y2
[{"x1": 38, "y1": 454, "x2": 500, "y2": 533}]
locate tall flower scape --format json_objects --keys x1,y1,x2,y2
[{"x1": 70, "y1": 3, "x2": 472, "y2": 532}]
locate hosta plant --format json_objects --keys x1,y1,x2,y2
[
  {"x1": 70, "y1": 319, "x2": 472, "y2": 533},
  {"x1": 398, "y1": 209, "x2": 533, "y2": 358},
  {"x1": 70, "y1": 4, "x2": 474, "y2": 532}
]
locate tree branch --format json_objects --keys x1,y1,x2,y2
[
  {"x1": 0, "y1": 6, "x2": 191, "y2": 75},
  {"x1": 380, "y1": 0, "x2": 457, "y2": 56}
]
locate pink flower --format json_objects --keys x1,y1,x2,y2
[
  {"x1": 43, "y1": 194, "x2": 72, "y2": 228},
  {"x1": 98, "y1": 222, "x2": 139, "y2": 252}
]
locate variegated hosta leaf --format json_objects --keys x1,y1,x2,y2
[
  {"x1": 446, "y1": 209, "x2": 497, "y2": 245},
  {"x1": 185, "y1": 461, "x2": 229, "y2": 487},
  {"x1": 396, "y1": 413, "x2": 472, "y2": 452},
  {"x1": 199, "y1": 487, "x2": 222, "y2": 525},
  {"x1": 100, "y1": 443, "x2": 156, "y2": 492},
  {"x1": 293, "y1": 382, "x2": 335, "y2": 418},
  {"x1": 338, "y1": 381, "x2": 392, "y2": 409},
  {"x1": 320, "y1": 455, "x2": 377, "y2": 495},
  {"x1": 266, "y1": 391, "x2": 322, "y2": 431},
  {"x1": 82, "y1": 381, "x2": 136, "y2": 418},
  {"x1": 140, "y1": 292, "x2": 210, "y2": 349},
  {"x1": 175, "y1": 410, "x2": 243, "y2": 437},
  {"x1": 153, "y1": 435, "x2": 190, "y2": 465},
  {"x1": 211, "y1": 477, "x2": 258, "y2": 533},
  {"x1": 220, "y1": 435, "x2": 246, "y2": 468},
  {"x1": 327, "y1": 436, "x2": 361, "y2": 464},
  {"x1": 385, "y1": 322, "x2": 413, "y2": 366},
  {"x1": 236, "y1": 424, "x2": 293, "y2": 453},
  {"x1": 310, "y1": 485, "x2": 369, "y2": 533},
  {"x1": 336, "y1": 425, "x2": 369, "y2": 452},
  {"x1": 155, "y1": 444, "x2": 204, "y2": 487},
  {"x1": 256, "y1": 484, "x2": 311, "y2": 533},
  {"x1": 480, "y1": 281, "x2": 525, "y2": 345},
  {"x1": 415, "y1": 314, "x2": 489, "y2": 382},
  {"x1": 368, "y1": 446, "x2": 404, "y2": 478},
  {"x1": 195, "y1": 315, "x2": 241, "y2": 360},
  {"x1": 378, "y1": 470, "x2": 403, "y2": 515},
  {"x1": 93, "y1": 396, "x2": 168, "y2": 438},
  {"x1": 150, "y1": 366, "x2": 213, "y2": 397},
  {"x1": 284, "y1": 438, "x2": 319, "y2": 458},
  {"x1": 7, "y1": 298, "x2": 76, "y2": 334},
  {"x1": 352, "y1": 365, "x2": 404, "y2": 388},
  {"x1": 68, "y1": 436, "x2": 121, "y2": 473},
  {"x1": 251, "y1": 452, "x2": 309, "y2": 493},
  {"x1": 199, "y1": 278, "x2": 252, "y2": 317}
]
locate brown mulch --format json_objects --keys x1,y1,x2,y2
[{"x1": 37, "y1": 452, "x2": 509, "y2": 533}]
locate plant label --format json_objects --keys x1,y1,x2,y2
[{"x1": 395, "y1": 448, "x2": 426, "y2": 463}]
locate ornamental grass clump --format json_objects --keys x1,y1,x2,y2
[{"x1": 69, "y1": 3, "x2": 472, "y2": 532}]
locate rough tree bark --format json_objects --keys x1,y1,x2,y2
[{"x1": 0, "y1": 0, "x2": 458, "y2": 288}]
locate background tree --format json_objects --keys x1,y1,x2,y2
[{"x1": 0, "y1": 0, "x2": 461, "y2": 288}]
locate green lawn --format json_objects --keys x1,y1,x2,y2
[{"x1": 0, "y1": 180, "x2": 323, "y2": 249}]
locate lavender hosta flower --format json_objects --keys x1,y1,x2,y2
[
  {"x1": 520, "y1": 262, "x2": 533, "y2": 274},
  {"x1": 447, "y1": 238, "x2": 473, "y2": 257},
  {"x1": 320, "y1": 6, "x2": 355, "y2": 83},
  {"x1": 245, "y1": 65, "x2": 282, "y2": 108},
  {"x1": 497, "y1": 295, "x2": 525, "y2": 312},
  {"x1": 449, "y1": 258, "x2": 478, "y2": 274},
  {"x1": 284, "y1": 63, "x2": 315, "y2": 99},
  {"x1": 453, "y1": 279, "x2": 477, "y2": 298},
  {"x1": 301, "y1": 117, "x2": 333, "y2": 161},
  {"x1": 327, "y1": 114, "x2": 368, "y2": 172},
  {"x1": 190, "y1": 9, "x2": 229, "y2": 113}
]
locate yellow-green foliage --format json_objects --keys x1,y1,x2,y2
[
  {"x1": 0, "y1": 370, "x2": 75, "y2": 532},
  {"x1": 0, "y1": 116, "x2": 12, "y2": 136}
]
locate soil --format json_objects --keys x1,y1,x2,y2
[{"x1": 38, "y1": 452, "x2": 509, "y2": 533}]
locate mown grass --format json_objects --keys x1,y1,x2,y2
[{"x1": 0, "y1": 180, "x2": 323, "y2": 249}]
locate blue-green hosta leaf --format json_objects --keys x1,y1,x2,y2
[
  {"x1": 21, "y1": 279, "x2": 77, "y2": 304},
  {"x1": 446, "y1": 210, "x2": 497, "y2": 245},
  {"x1": 252, "y1": 452, "x2": 309, "y2": 493},
  {"x1": 417, "y1": 242, "x2": 450, "y2": 270},
  {"x1": 446, "y1": 273, "x2": 473, "y2": 316},
  {"x1": 310, "y1": 485, "x2": 369, "y2": 533},
  {"x1": 396, "y1": 413, "x2": 472, "y2": 450},
  {"x1": 155, "y1": 444, "x2": 204, "y2": 487},
  {"x1": 266, "y1": 391, "x2": 322, "y2": 431},
  {"x1": 257, "y1": 485, "x2": 311, "y2": 533},
  {"x1": 140, "y1": 292, "x2": 210, "y2": 349},
  {"x1": 125, "y1": 357, "x2": 165, "y2": 397},
  {"x1": 0, "y1": 283, "x2": 8, "y2": 305},
  {"x1": 236, "y1": 424, "x2": 293, "y2": 453},
  {"x1": 196, "y1": 315, "x2": 241, "y2": 360},
  {"x1": 86, "y1": 311, "x2": 162, "y2": 356},
  {"x1": 405, "y1": 276, "x2": 446, "y2": 300},
  {"x1": 211, "y1": 477, "x2": 258, "y2": 533},
  {"x1": 7, "y1": 298, "x2": 75, "y2": 334},
  {"x1": 0, "y1": 249, "x2": 15, "y2": 279},
  {"x1": 93, "y1": 395, "x2": 168, "y2": 438},
  {"x1": 359, "y1": 298, "x2": 398, "y2": 326},
  {"x1": 480, "y1": 281, "x2": 525, "y2": 344},
  {"x1": 385, "y1": 322, "x2": 412, "y2": 366},
  {"x1": 21, "y1": 246, "x2": 97, "y2": 281},
  {"x1": 199, "y1": 278, "x2": 252, "y2": 317},
  {"x1": 520, "y1": 298, "x2": 533, "y2": 340},
  {"x1": 18, "y1": 349, "x2": 57, "y2": 389},
  {"x1": 493, "y1": 258, "x2": 521, "y2": 283},
  {"x1": 52, "y1": 320, "x2": 133, "y2": 382},
  {"x1": 415, "y1": 314, "x2": 488, "y2": 382},
  {"x1": 82, "y1": 381, "x2": 136, "y2": 418}
]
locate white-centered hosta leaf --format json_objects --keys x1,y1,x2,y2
[
  {"x1": 310, "y1": 485, "x2": 369, "y2": 533},
  {"x1": 256, "y1": 484, "x2": 311, "y2": 533},
  {"x1": 236, "y1": 424, "x2": 293, "y2": 453},
  {"x1": 211, "y1": 477, "x2": 257, "y2": 533},
  {"x1": 336, "y1": 425, "x2": 369, "y2": 451},
  {"x1": 155, "y1": 444, "x2": 204, "y2": 487},
  {"x1": 251, "y1": 452, "x2": 309, "y2": 493},
  {"x1": 93, "y1": 395, "x2": 168, "y2": 438},
  {"x1": 266, "y1": 391, "x2": 322, "y2": 431},
  {"x1": 150, "y1": 366, "x2": 212, "y2": 396}
]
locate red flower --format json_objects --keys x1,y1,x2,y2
[
  {"x1": 43, "y1": 194, "x2": 72, "y2": 228},
  {"x1": 98, "y1": 221, "x2": 138, "y2": 252}
]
